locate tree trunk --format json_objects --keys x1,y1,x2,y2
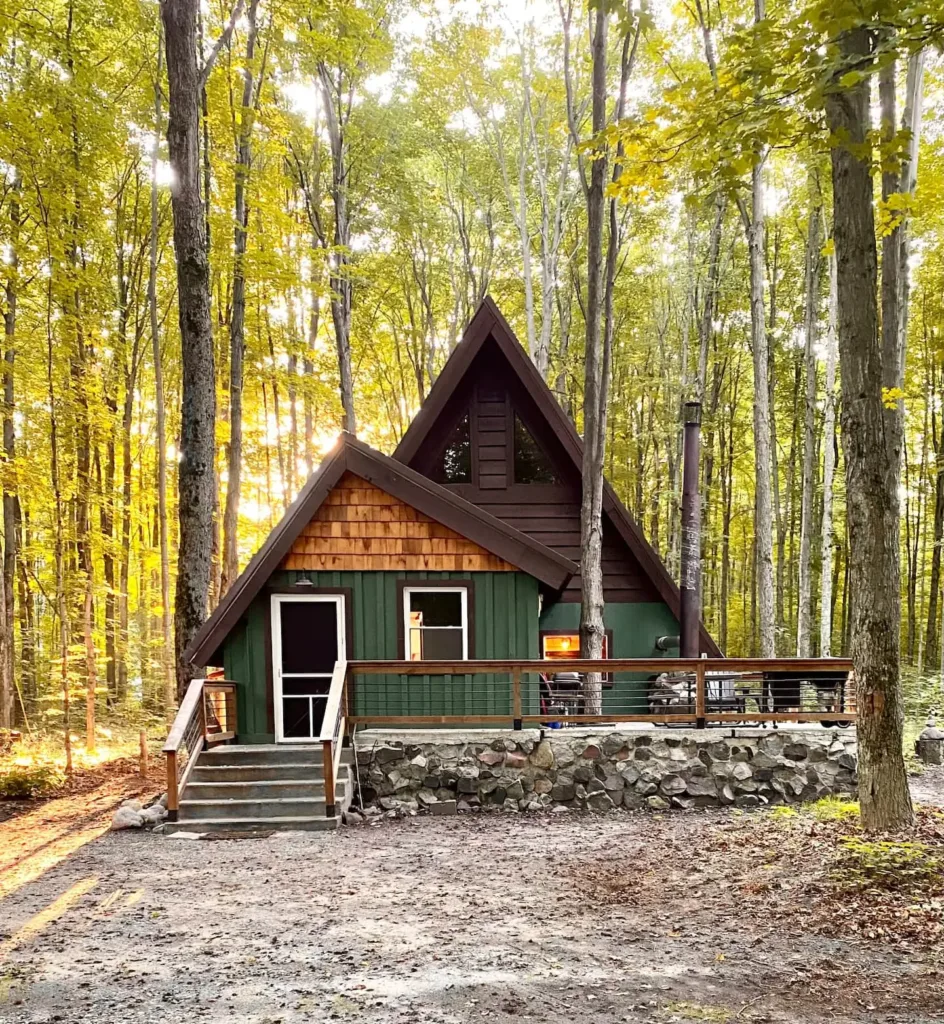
[
  {"x1": 150, "y1": 25, "x2": 175, "y2": 718},
  {"x1": 578, "y1": 2, "x2": 609, "y2": 716},
  {"x1": 820, "y1": 241, "x2": 839, "y2": 656},
  {"x1": 163, "y1": 0, "x2": 217, "y2": 697},
  {"x1": 826, "y1": 27, "x2": 912, "y2": 831},
  {"x1": 797, "y1": 178, "x2": 821, "y2": 656},
  {"x1": 318, "y1": 63, "x2": 356, "y2": 434},
  {"x1": 0, "y1": 174, "x2": 18, "y2": 730},
  {"x1": 221, "y1": 0, "x2": 261, "y2": 594},
  {"x1": 742, "y1": 0, "x2": 774, "y2": 659}
]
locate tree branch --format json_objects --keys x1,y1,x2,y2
[{"x1": 199, "y1": 0, "x2": 245, "y2": 87}]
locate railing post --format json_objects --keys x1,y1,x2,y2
[
  {"x1": 166, "y1": 750, "x2": 179, "y2": 822},
  {"x1": 695, "y1": 660, "x2": 706, "y2": 729},
  {"x1": 323, "y1": 739, "x2": 336, "y2": 818},
  {"x1": 512, "y1": 667, "x2": 522, "y2": 730}
]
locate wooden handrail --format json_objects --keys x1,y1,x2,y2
[
  {"x1": 319, "y1": 660, "x2": 348, "y2": 818},
  {"x1": 348, "y1": 657, "x2": 854, "y2": 675},
  {"x1": 163, "y1": 676, "x2": 207, "y2": 754},
  {"x1": 163, "y1": 677, "x2": 239, "y2": 821}
]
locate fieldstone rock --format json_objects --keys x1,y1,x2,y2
[
  {"x1": 140, "y1": 803, "x2": 166, "y2": 825},
  {"x1": 505, "y1": 780, "x2": 525, "y2": 801},
  {"x1": 505, "y1": 751, "x2": 528, "y2": 769},
  {"x1": 634, "y1": 748, "x2": 652, "y2": 760},
  {"x1": 428, "y1": 799, "x2": 458, "y2": 816},
  {"x1": 838, "y1": 753, "x2": 856, "y2": 770},
  {"x1": 122, "y1": 799, "x2": 143, "y2": 812},
  {"x1": 533, "y1": 778, "x2": 553, "y2": 795},
  {"x1": 647, "y1": 796, "x2": 670, "y2": 810},
  {"x1": 783, "y1": 743, "x2": 808, "y2": 762},
  {"x1": 686, "y1": 776, "x2": 718, "y2": 798},
  {"x1": 660, "y1": 775, "x2": 687, "y2": 796},
  {"x1": 619, "y1": 764, "x2": 641, "y2": 786},
  {"x1": 587, "y1": 791, "x2": 614, "y2": 812},
  {"x1": 410, "y1": 754, "x2": 428, "y2": 769},
  {"x1": 416, "y1": 789, "x2": 438, "y2": 807},
  {"x1": 374, "y1": 746, "x2": 402, "y2": 764},
  {"x1": 343, "y1": 809, "x2": 365, "y2": 825},
  {"x1": 731, "y1": 761, "x2": 753, "y2": 782},
  {"x1": 720, "y1": 784, "x2": 736, "y2": 804},
  {"x1": 735, "y1": 793, "x2": 760, "y2": 808},
  {"x1": 111, "y1": 806, "x2": 145, "y2": 830},
  {"x1": 602, "y1": 773, "x2": 625, "y2": 792},
  {"x1": 477, "y1": 749, "x2": 504, "y2": 766},
  {"x1": 530, "y1": 739, "x2": 555, "y2": 770},
  {"x1": 636, "y1": 781, "x2": 658, "y2": 797},
  {"x1": 423, "y1": 774, "x2": 442, "y2": 790},
  {"x1": 573, "y1": 766, "x2": 592, "y2": 783},
  {"x1": 551, "y1": 782, "x2": 576, "y2": 801},
  {"x1": 553, "y1": 746, "x2": 576, "y2": 769},
  {"x1": 671, "y1": 796, "x2": 695, "y2": 809},
  {"x1": 550, "y1": 804, "x2": 570, "y2": 814},
  {"x1": 602, "y1": 734, "x2": 626, "y2": 757},
  {"x1": 581, "y1": 744, "x2": 601, "y2": 760},
  {"x1": 457, "y1": 764, "x2": 480, "y2": 779}
]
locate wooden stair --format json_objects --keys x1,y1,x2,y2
[{"x1": 171, "y1": 744, "x2": 354, "y2": 833}]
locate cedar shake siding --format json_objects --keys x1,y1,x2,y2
[{"x1": 280, "y1": 472, "x2": 517, "y2": 574}]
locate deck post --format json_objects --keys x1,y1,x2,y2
[
  {"x1": 166, "y1": 750, "x2": 179, "y2": 822},
  {"x1": 512, "y1": 668, "x2": 522, "y2": 730},
  {"x1": 695, "y1": 660, "x2": 706, "y2": 729},
  {"x1": 322, "y1": 739, "x2": 336, "y2": 817}
]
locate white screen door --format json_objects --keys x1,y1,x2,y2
[{"x1": 271, "y1": 594, "x2": 345, "y2": 742}]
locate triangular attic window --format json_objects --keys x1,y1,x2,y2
[
  {"x1": 432, "y1": 412, "x2": 472, "y2": 484},
  {"x1": 513, "y1": 413, "x2": 558, "y2": 484}
]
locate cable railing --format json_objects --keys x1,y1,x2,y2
[
  {"x1": 343, "y1": 658, "x2": 856, "y2": 730},
  {"x1": 163, "y1": 678, "x2": 238, "y2": 822}
]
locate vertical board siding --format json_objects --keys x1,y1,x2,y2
[{"x1": 223, "y1": 569, "x2": 540, "y2": 738}]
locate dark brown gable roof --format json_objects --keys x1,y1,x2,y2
[
  {"x1": 186, "y1": 432, "x2": 577, "y2": 667},
  {"x1": 395, "y1": 296, "x2": 722, "y2": 657}
]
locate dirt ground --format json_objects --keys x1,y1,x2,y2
[{"x1": 1, "y1": 798, "x2": 943, "y2": 1024}]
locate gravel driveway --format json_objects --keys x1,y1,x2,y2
[{"x1": 1, "y1": 808, "x2": 942, "y2": 1024}]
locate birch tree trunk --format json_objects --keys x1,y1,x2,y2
[
  {"x1": 826, "y1": 26, "x2": 912, "y2": 831},
  {"x1": 797, "y1": 177, "x2": 821, "y2": 656},
  {"x1": 163, "y1": 0, "x2": 217, "y2": 696}
]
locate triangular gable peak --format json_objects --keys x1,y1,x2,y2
[
  {"x1": 186, "y1": 432, "x2": 576, "y2": 666},
  {"x1": 281, "y1": 472, "x2": 517, "y2": 573},
  {"x1": 395, "y1": 298, "x2": 722, "y2": 655}
]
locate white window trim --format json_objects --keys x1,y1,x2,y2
[{"x1": 403, "y1": 586, "x2": 469, "y2": 661}]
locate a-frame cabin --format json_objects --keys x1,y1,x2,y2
[
  {"x1": 185, "y1": 297, "x2": 718, "y2": 747},
  {"x1": 394, "y1": 296, "x2": 720, "y2": 665}
]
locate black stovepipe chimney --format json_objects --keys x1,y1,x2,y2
[{"x1": 680, "y1": 401, "x2": 702, "y2": 659}]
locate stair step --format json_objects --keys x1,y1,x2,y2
[
  {"x1": 184, "y1": 779, "x2": 348, "y2": 802},
  {"x1": 190, "y1": 763, "x2": 329, "y2": 784},
  {"x1": 168, "y1": 816, "x2": 340, "y2": 834},
  {"x1": 198, "y1": 744, "x2": 354, "y2": 767},
  {"x1": 179, "y1": 797, "x2": 337, "y2": 820}
]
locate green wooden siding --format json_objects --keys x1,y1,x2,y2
[
  {"x1": 538, "y1": 601, "x2": 680, "y2": 715},
  {"x1": 221, "y1": 569, "x2": 540, "y2": 742}
]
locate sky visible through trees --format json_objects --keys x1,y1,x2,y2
[{"x1": 0, "y1": 0, "x2": 941, "y2": 747}]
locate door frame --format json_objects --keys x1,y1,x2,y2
[{"x1": 270, "y1": 593, "x2": 346, "y2": 743}]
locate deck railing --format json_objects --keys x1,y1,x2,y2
[
  {"x1": 344, "y1": 658, "x2": 856, "y2": 730},
  {"x1": 318, "y1": 659, "x2": 349, "y2": 817},
  {"x1": 163, "y1": 678, "x2": 238, "y2": 822}
]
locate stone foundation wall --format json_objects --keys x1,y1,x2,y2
[{"x1": 353, "y1": 728, "x2": 857, "y2": 815}]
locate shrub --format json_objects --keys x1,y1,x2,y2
[
  {"x1": 0, "y1": 763, "x2": 64, "y2": 798},
  {"x1": 833, "y1": 837, "x2": 943, "y2": 893}
]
